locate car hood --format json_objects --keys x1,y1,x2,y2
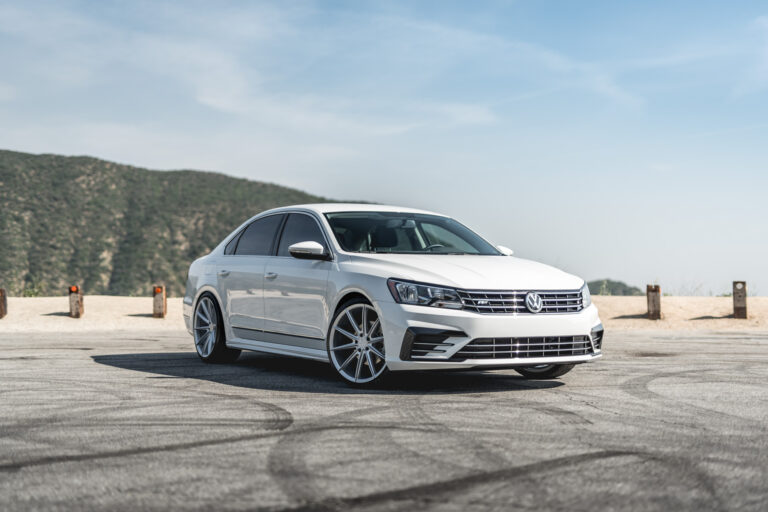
[{"x1": 343, "y1": 254, "x2": 584, "y2": 291}]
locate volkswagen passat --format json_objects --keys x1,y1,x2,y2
[{"x1": 184, "y1": 204, "x2": 603, "y2": 385}]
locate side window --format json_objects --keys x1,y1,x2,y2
[
  {"x1": 234, "y1": 215, "x2": 284, "y2": 256},
  {"x1": 277, "y1": 214, "x2": 327, "y2": 256},
  {"x1": 224, "y1": 231, "x2": 242, "y2": 255}
]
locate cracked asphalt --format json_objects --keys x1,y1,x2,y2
[{"x1": 1, "y1": 329, "x2": 767, "y2": 511}]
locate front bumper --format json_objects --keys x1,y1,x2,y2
[{"x1": 377, "y1": 301, "x2": 603, "y2": 371}]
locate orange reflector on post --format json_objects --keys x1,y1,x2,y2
[
  {"x1": 154, "y1": 287, "x2": 163, "y2": 295},
  {"x1": 69, "y1": 285, "x2": 79, "y2": 294}
]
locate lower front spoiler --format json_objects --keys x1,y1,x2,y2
[{"x1": 386, "y1": 352, "x2": 602, "y2": 372}]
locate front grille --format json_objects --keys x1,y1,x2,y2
[
  {"x1": 457, "y1": 289, "x2": 584, "y2": 314},
  {"x1": 450, "y1": 336, "x2": 593, "y2": 361}
]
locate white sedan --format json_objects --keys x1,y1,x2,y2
[{"x1": 184, "y1": 204, "x2": 603, "y2": 385}]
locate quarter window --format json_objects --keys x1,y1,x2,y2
[
  {"x1": 234, "y1": 215, "x2": 284, "y2": 256},
  {"x1": 224, "y1": 231, "x2": 242, "y2": 255},
  {"x1": 277, "y1": 214, "x2": 327, "y2": 256}
]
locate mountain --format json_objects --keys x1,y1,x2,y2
[
  {"x1": 0, "y1": 149, "x2": 329, "y2": 296},
  {"x1": 587, "y1": 279, "x2": 643, "y2": 296}
]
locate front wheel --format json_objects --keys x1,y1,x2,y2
[
  {"x1": 515, "y1": 364, "x2": 575, "y2": 379},
  {"x1": 327, "y1": 300, "x2": 388, "y2": 385}
]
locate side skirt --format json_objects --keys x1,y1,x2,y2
[{"x1": 226, "y1": 336, "x2": 329, "y2": 362}]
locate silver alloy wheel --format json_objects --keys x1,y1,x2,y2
[
  {"x1": 194, "y1": 296, "x2": 217, "y2": 358},
  {"x1": 329, "y1": 303, "x2": 386, "y2": 384}
]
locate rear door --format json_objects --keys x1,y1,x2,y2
[
  {"x1": 263, "y1": 213, "x2": 332, "y2": 346},
  {"x1": 219, "y1": 214, "x2": 285, "y2": 337}
]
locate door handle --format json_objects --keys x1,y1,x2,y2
[
  {"x1": 217, "y1": 270, "x2": 230, "y2": 277},
  {"x1": 265, "y1": 272, "x2": 278, "y2": 280}
]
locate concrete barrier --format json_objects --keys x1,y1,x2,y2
[
  {"x1": 68, "y1": 285, "x2": 84, "y2": 318},
  {"x1": 647, "y1": 285, "x2": 661, "y2": 320},
  {"x1": 153, "y1": 285, "x2": 167, "y2": 318},
  {"x1": 733, "y1": 281, "x2": 747, "y2": 319},
  {"x1": 0, "y1": 288, "x2": 6, "y2": 319}
]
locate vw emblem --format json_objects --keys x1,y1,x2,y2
[{"x1": 525, "y1": 292, "x2": 543, "y2": 313}]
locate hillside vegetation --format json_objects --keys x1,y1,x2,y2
[
  {"x1": 588, "y1": 279, "x2": 643, "y2": 296},
  {"x1": 0, "y1": 150, "x2": 328, "y2": 296}
]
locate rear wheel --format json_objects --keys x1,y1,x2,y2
[
  {"x1": 193, "y1": 294, "x2": 240, "y2": 363},
  {"x1": 515, "y1": 364, "x2": 575, "y2": 379},
  {"x1": 328, "y1": 300, "x2": 388, "y2": 385}
]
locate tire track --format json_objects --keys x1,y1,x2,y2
[
  {"x1": 0, "y1": 399, "x2": 293, "y2": 472},
  {"x1": 265, "y1": 449, "x2": 725, "y2": 512},
  {"x1": 266, "y1": 405, "x2": 401, "y2": 510}
]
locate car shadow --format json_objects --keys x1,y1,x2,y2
[
  {"x1": 691, "y1": 314, "x2": 734, "y2": 320},
  {"x1": 91, "y1": 352, "x2": 564, "y2": 395},
  {"x1": 612, "y1": 313, "x2": 651, "y2": 320}
]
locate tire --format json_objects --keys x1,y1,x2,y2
[
  {"x1": 327, "y1": 298, "x2": 389, "y2": 385},
  {"x1": 515, "y1": 364, "x2": 575, "y2": 379},
  {"x1": 193, "y1": 293, "x2": 241, "y2": 363}
]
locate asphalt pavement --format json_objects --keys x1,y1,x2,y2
[{"x1": 1, "y1": 329, "x2": 766, "y2": 511}]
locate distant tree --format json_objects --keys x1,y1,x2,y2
[{"x1": 587, "y1": 279, "x2": 643, "y2": 296}]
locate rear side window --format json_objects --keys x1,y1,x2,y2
[
  {"x1": 234, "y1": 215, "x2": 284, "y2": 255},
  {"x1": 277, "y1": 214, "x2": 327, "y2": 256}
]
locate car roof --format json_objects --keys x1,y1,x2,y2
[{"x1": 259, "y1": 203, "x2": 448, "y2": 217}]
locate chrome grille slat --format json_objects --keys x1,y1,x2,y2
[
  {"x1": 457, "y1": 289, "x2": 584, "y2": 314},
  {"x1": 450, "y1": 336, "x2": 593, "y2": 360}
]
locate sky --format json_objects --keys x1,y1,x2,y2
[{"x1": 1, "y1": 0, "x2": 767, "y2": 295}]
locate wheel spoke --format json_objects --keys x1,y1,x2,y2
[
  {"x1": 198, "y1": 331, "x2": 209, "y2": 350},
  {"x1": 369, "y1": 345, "x2": 385, "y2": 360},
  {"x1": 346, "y1": 310, "x2": 361, "y2": 335},
  {"x1": 365, "y1": 351, "x2": 376, "y2": 377},
  {"x1": 204, "y1": 333, "x2": 214, "y2": 355},
  {"x1": 354, "y1": 352, "x2": 364, "y2": 381},
  {"x1": 340, "y1": 351, "x2": 358, "y2": 370},
  {"x1": 196, "y1": 309, "x2": 209, "y2": 324},
  {"x1": 332, "y1": 342, "x2": 357, "y2": 351},
  {"x1": 368, "y1": 318, "x2": 380, "y2": 338},
  {"x1": 334, "y1": 326, "x2": 358, "y2": 342},
  {"x1": 369, "y1": 336, "x2": 384, "y2": 343},
  {"x1": 361, "y1": 306, "x2": 368, "y2": 337},
  {"x1": 200, "y1": 300, "x2": 210, "y2": 322}
]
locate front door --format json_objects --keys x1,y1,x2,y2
[{"x1": 263, "y1": 213, "x2": 331, "y2": 346}]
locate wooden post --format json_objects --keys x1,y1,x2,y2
[
  {"x1": 153, "y1": 285, "x2": 167, "y2": 318},
  {"x1": 647, "y1": 285, "x2": 661, "y2": 320},
  {"x1": 68, "y1": 285, "x2": 84, "y2": 318},
  {"x1": 0, "y1": 288, "x2": 7, "y2": 319},
  {"x1": 733, "y1": 281, "x2": 747, "y2": 319}
]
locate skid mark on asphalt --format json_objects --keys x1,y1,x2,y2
[
  {"x1": 264, "y1": 450, "x2": 724, "y2": 512},
  {"x1": 266, "y1": 406, "x2": 395, "y2": 508},
  {"x1": 620, "y1": 368, "x2": 768, "y2": 428},
  {"x1": 393, "y1": 395, "x2": 509, "y2": 471},
  {"x1": 0, "y1": 399, "x2": 293, "y2": 472}
]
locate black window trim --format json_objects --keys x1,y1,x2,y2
[{"x1": 273, "y1": 211, "x2": 334, "y2": 260}]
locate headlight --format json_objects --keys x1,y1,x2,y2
[
  {"x1": 387, "y1": 279, "x2": 463, "y2": 309},
  {"x1": 581, "y1": 282, "x2": 592, "y2": 308}
]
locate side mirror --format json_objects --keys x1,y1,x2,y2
[
  {"x1": 497, "y1": 245, "x2": 514, "y2": 256},
  {"x1": 289, "y1": 241, "x2": 330, "y2": 260}
]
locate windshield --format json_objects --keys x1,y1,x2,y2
[{"x1": 325, "y1": 212, "x2": 501, "y2": 255}]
